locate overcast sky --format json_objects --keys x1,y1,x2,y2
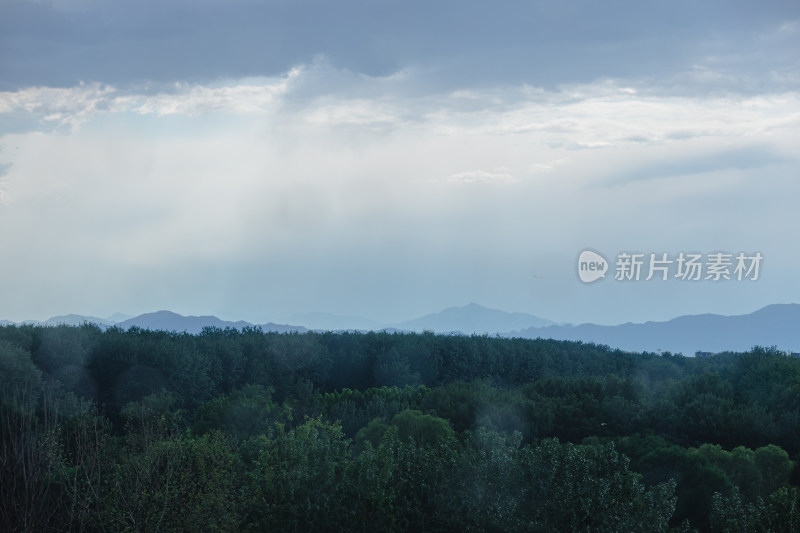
[{"x1": 1, "y1": 0, "x2": 799, "y2": 325}]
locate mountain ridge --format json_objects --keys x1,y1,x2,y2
[
  {"x1": 115, "y1": 311, "x2": 307, "y2": 335},
  {"x1": 511, "y1": 303, "x2": 800, "y2": 355},
  {"x1": 392, "y1": 302, "x2": 554, "y2": 333},
  {"x1": 2, "y1": 303, "x2": 798, "y2": 354}
]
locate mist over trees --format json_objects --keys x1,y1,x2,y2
[{"x1": 1, "y1": 323, "x2": 799, "y2": 531}]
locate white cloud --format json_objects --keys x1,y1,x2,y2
[
  {"x1": 529, "y1": 159, "x2": 567, "y2": 174},
  {"x1": 0, "y1": 70, "x2": 301, "y2": 130},
  {"x1": 447, "y1": 170, "x2": 516, "y2": 184},
  {"x1": 132, "y1": 71, "x2": 301, "y2": 116},
  {"x1": 0, "y1": 82, "x2": 118, "y2": 130},
  {"x1": 2, "y1": 65, "x2": 799, "y2": 147}
]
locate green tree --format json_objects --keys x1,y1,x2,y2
[
  {"x1": 245, "y1": 417, "x2": 352, "y2": 532},
  {"x1": 390, "y1": 409, "x2": 455, "y2": 448},
  {"x1": 193, "y1": 384, "x2": 287, "y2": 442},
  {"x1": 0, "y1": 388, "x2": 63, "y2": 532},
  {"x1": 520, "y1": 439, "x2": 677, "y2": 532},
  {"x1": 441, "y1": 428, "x2": 526, "y2": 532},
  {"x1": 711, "y1": 487, "x2": 800, "y2": 533},
  {"x1": 0, "y1": 340, "x2": 42, "y2": 397}
]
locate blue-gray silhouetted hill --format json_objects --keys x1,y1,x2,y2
[{"x1": 511, "y1": 303, "x2": 800, "y2": 355}]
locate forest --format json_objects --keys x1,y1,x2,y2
[{"x1": 1, "y1": 323, "x2": 799, "y2": 532}]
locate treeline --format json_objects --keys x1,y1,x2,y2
[{"x1": 0, "y1": 324, "x2": 799, "y2": 531}]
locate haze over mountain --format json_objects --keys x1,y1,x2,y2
[
  {"x1": 115, "y1": 311, "x2": 307, "y2": 335},
  {"x1": 9, "y1": 314, "x2": 118, "y2": 327},
  {"x1": 285, "y1": 312, "x2": 383, "y2": 332},
  {"x1": 42, "y1": 314, "x2": 117, "y2": 327},
  {"x1": 392, "y1": 303, "x2": 554, "y2": 333},
  {"x1": 107, "y1": 313, "x2": 134, "y2": 323},
  {"x1": 1, "y1": 311, "x2": 307, "y2": 335},
  {"x1": 512, "y1": 303, "x2": 800, "y2": 355},
  {"x1": 114, "y1": 311, "x2": 249, "y2": 334},
  {"x1": 2, "y1": 303, "x2": 798, "y2": 355}
]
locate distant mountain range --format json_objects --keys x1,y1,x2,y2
[
  {"x1": 285, "y1": 311, "x2": 383, "y2": 332},
  {"x1": 115, "y1": 311, "x2": 308, "y2": 335},
  {"x1": 0, "y1": 303, "x2": 552, "y2": 336},
  {"x1": 42, "y1": 314, "x2": 117, "y2": 327},
  {"x1": 392, "y1": 302, "x2": 554, "y2": 333},
  {"x1": 2, "y1": 303, "x2": 798, "y2": 355},
  {"x1": 511, "y1": 304, "x2": 800, "y2": 355},
  {"x1": 116, "y1": 311, "x2": 250, "y2": 333},
  {"x1": 6, "y1": 311, "x2": 308, "y2": 335}
]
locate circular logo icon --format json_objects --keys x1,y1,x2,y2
[{"x1": 578, "y1": 250, "x2": 608, "y2": 283}]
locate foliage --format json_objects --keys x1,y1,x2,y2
[{"x1": 0, "y1": 324, "x2": 799, "y2": 531}]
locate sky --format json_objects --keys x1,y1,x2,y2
[{"x1": 1, "y1": 0, "x2": 799, "y2": 325}]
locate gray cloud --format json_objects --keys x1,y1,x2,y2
[{"x1": 2, "y1": 0, "x2": 798, "y2": 92}]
